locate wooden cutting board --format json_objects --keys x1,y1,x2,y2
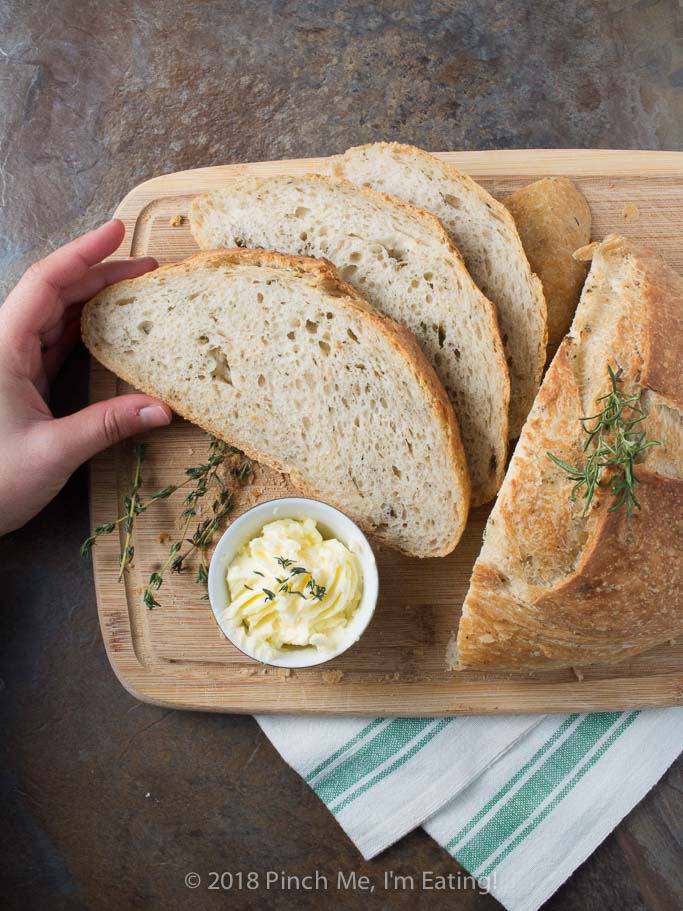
[{"x1": 89, "y1": 149, "x2": 683, "y2": 716}]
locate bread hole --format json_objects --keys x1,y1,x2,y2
[
  {"x1": 198, "y1": 334, "x2": 209, "y2": 344},
  {"x1": 123, "y1": 348, "x2": 134, "y2": 356},
  {"x1": 349, "y1": 251, "x2": 361, "y2": 263},
  {"x1": 306, "y1": 319, "x2": 318, "y2": 334},
  {"x1": 300, "y1": 231, "x2": 308, "y2": 242},
  {"x1": 302, "y1": 416, "x2": 311, "y2": 431},
  {"x1": 405, "y1": 439, "x2": 413, "y2": 454},
  {"x1": 434, "y1": 351, "x2": 443, "y2": 367},
  {"x1": 380, "y1": 397, "x2": 387, "y2": 409},
  {"x1": 410, "y1": 279, "x2": 419, "y2": 289},
  {"x1": 138, "y1": 320, "x2": 154, "y2": 335},
  {"x1": 115, "y1": 297, "x2": 136, "y2": 307},
  {"x1": 256, "y1": 292, "x2": 264, "y2": 303},
  {"x1": 287, "y1": 331, "x2": 296, "y2": 340},
  {"x1": 443, "y1": 193, "x2": 461, "y2": 209},
  {"x1": 209, "y1": 348, "x2": 233, "y2": 386},
  {"x1": 326, "y1": 312, "x2": 334, "y2": 319},
  {"x1": 318, "y1": 340, "x2": 330, "y2": 356},
  {"x1": 187, "y1": 292, "x2": 200, "y2": 301},
  {"x1": 438, "y1": 324, "x2": 446, "y2": 348},
  {"x1": 354, "y1": 416, "x2": 360, "y2": 428},
  {"x1": 386, "y1": 248, "x2": 405, "y2": 262},
  {"x1": 294, "y1": 206, "x2": 310, "y2": 218},
  {"x1": 392, "y1": 465, "x2": 402, "y2": 478},
  {"x1": 341, "y1": 397, "x2": 350, "y2": 409},
  {"x1": 257, "y1": 374, "x2": 266, "y2": 388},
  {"x1": 454, "y1": 347, "x2": 461, "y2": 360},
  {"x1": 340, "y1": 264, "x2": 357, "y2": 282},
  {"x1": 347, "y1": 328, "x2": 359, "y2": 343}
]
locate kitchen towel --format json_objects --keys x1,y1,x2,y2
[{"x1": 257, "y1": 707, "x2": 683, "y2": 911}]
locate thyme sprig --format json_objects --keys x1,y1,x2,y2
[
  {"x1": 81, "y1": 435, "x2": 252, "y2": 609},
  {"x1": 264, "y1": 557, "x2": 327, "y2": 602},
  {"x1": 143, "y1": 438, "x2": 248, "y2": 608},
  {"x1": 547, "y1": 365, "x2": 660, "y2": 516}
]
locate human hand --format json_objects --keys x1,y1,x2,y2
[{"x1": 0, "y1": 219, "x2": 172, "y2": 535}]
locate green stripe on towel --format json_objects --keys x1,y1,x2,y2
[
  {"x1": 311, "y1": 718, "x2": 452, "y2": 806},
  {"x1": 477, "y1": 711, "x2": 638, "y2": 877},
  {"x1": 332, "y1": 718, "x2": 453, "y2": 816},
  {"x1": 452, "y1": 712, "x2": 637, "y2": 875}
]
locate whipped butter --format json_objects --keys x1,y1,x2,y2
[{"x1": 225, "y1": 517, "x2": 363, "y2": 662}]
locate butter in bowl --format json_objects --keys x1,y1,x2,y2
[{"x1": 207, "y1": 498, "x2": 379, "y2": 667}]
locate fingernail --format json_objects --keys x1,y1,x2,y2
[{"x1": 139, "y1": 405, "x2": 172, "y2": 429}]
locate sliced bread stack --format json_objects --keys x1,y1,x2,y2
[
  {"x1": 326, "y1": 142, "x2": 547, "y2": 437},
  {"x1": 82, "y1": 249, "x2": 470, "y2": 558},
  {"x1": 190, "y1": 174, "x2": 509, "y2": 505}
]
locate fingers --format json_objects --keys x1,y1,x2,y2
[
  {"x1": 60, "y1": 256, "x2": 158, "y2": 307},
  {"x1": 42, "y1": 318, "x2": 81, "y2": 383},
  {"x1": 38, "y1": 394, "x2": 172, "y2": 475},
  {"x1": 1, "y1": 220, "x2": 126, "y2": 339}
]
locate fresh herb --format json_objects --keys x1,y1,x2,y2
[
  {"x1": 82, "y1": 434, "x2": 252, "y2": 609},
  {"x1": 263, "y1": 559, "x2": 327, "y2": 603},
  {"x1": 143, "y1": 438, "x2": 239, "y2": 609},
  {"x1": 547, "y1": 365, "x2": 660, "y2": 516},
  {"x1": 262, "y1": 588, "x2": 276, "y2": 602},
  {"x1": 306, "y1": 579, "x2": 327, "y2": 601}
]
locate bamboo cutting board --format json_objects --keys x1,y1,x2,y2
[{"x1": 90, "y1": 150, "x2": 683, "y2": 715}]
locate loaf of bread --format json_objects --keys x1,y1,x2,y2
[
  {"x1": 325, "y1": 143, "x2": 546, "y2": 438},
  {"x1": 190, "y1": 174, "x2": 509, "y2": 506},
  {"x1": 82, "y1": 249, "x2": 470, "y2": 558},
  {"x1": 505, "y1": 176, "x2": 591, "y2": 361},
  {"x1": 453, "y1": 235, "x2": 683, "y2": 670}
]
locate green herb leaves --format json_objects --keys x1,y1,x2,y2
[
  {"x1": 548, "y1": 365, "x2": 660, "y2": 516},
  {"x1": 81, "y1": 435, "x2": 252, "y2": 610}
]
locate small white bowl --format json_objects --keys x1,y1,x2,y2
[{"x1": 207, "y1": 497, "x2": 379, "y2": 668}]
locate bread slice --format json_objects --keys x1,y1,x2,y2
[
  {"x1": 326, "y1": 142, "x2": 546, "y2": 437},
  {"x1": 453, "y1": 236, "x2": 683, "y2": 671},
  {"x1": 190, "y1": 174, "x2": 509, "y2": 505},
  {"x1": 505, "y1": 177, "x2": 591, "y2": 362},
  {"x1": 82, "y1": 249, "x2": 470, "y2": 558}
]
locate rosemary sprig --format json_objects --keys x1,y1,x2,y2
[{"x1": 547, "y1": 365, "x2": 660, "y2": 516}]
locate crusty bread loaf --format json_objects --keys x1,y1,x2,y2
[
  {"x1": 505, "y1": 177, "x2": 591, "y2": 362},
  {"x1": 453, "y1": 235, "x2": 683, "y2": 671},
  {"x1": 82, "y1": 249, "x2": 470, "y2": 558},
  {"x1": 325, "y1": 143, "x2": 546, "y2": 438},
  {"x1": 190, "y1": 174, "x2": 509, "y2": 505}
]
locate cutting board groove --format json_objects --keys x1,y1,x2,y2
[{"x1": 90, "y1": 149, "x2": 683, "y2": 715}]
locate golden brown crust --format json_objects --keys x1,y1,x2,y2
[
  {"x1": 82, "y1": 248, "x2": 470, "y2": 558},
  {"x1": 455, "y1": 235, "x2": 683, "y2": 670},
  {"x1": 505, "y1": 177, "x2": 591, "y2": 361}
]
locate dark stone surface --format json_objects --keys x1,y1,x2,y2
[{"x1": 0, "y1": 2, "x2": 681, "y2": 909}]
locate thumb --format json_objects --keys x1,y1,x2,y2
[{"x1": 47, "y1": 394, "x2": 172, "y2": 472}]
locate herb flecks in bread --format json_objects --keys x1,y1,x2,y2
[
  {"x1": 82, "y1": 249, "x2": 470, "y2": 558},
  {"x1": 454, "y1": 235, "x2": 683, "y2": 672},
  {"x1": 190, "y1": 174, "x2": 509, "y2": 506}
]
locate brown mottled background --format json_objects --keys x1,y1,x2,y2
[{"x1": 0, "y1": 2, "x2": 681, "y2": 909}]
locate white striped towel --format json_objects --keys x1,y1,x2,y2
[{"x1": 257, "y1": 708, "x2": 683, "y2": 911}]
